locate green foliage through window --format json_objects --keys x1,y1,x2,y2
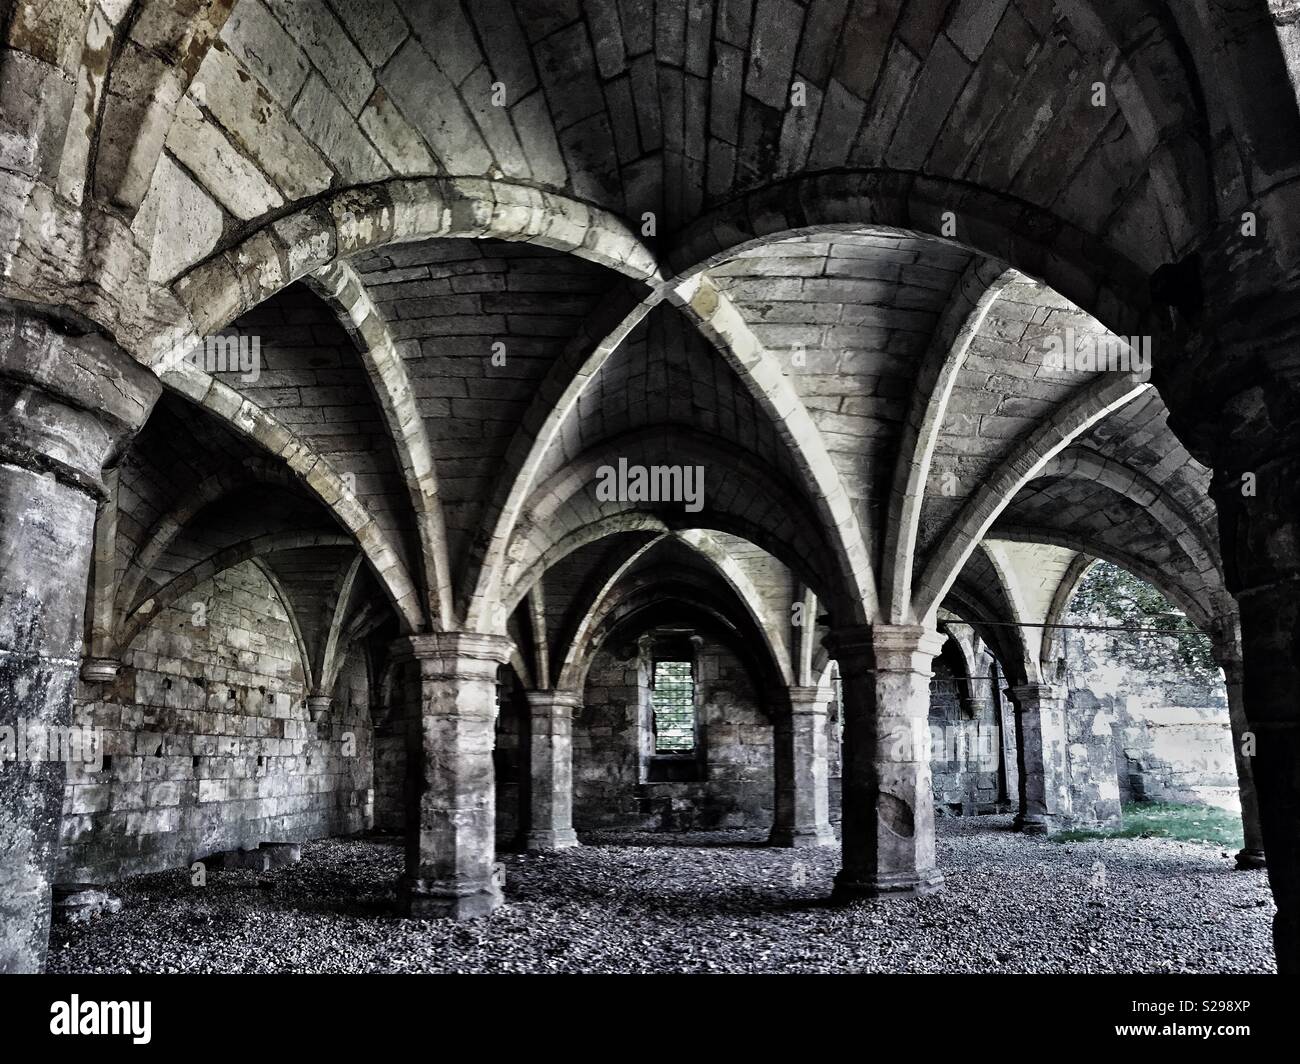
[
  {"x1": 652, "y1": 660, "x2": 695, "y2": 753},
  {"x1": 1066, "y1": 561, "x2": 1217, "y2": 679}
]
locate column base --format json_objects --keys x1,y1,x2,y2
[
  {"x1": 1234, "y1": 848, "x2": 1267, "y2": 870},
  {"x1": 833, "y1": 868, "x2": 945, "y2": 900},
  {"x1": 1015, "y1": 813, "x2": 1056, "y2": 836},
  {"x1": 768, "y1": 826, "x2": 836, "y2": 848},
  {"x1": 525, "y1": 829, "x2": 579, "y2": 851},
  {"x1": 399, "y1": 878, "x2": 503, "y2": 920}
]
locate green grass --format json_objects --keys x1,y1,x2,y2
[{"x1": 1052, "y1": 801, "x2": 1245, "y2": 848}]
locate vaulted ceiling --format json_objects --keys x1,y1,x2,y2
[{"x1": 6, "y1": 0, "x2": 1293, "y2": 682}]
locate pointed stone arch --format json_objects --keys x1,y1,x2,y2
[
  {"x1": 882, "y1": 258, "x2": 1018, "y2": 622},
  {"x1": 989, "y1": 525, "x2": 1217, "y2": 635},
  {"x1": 119, "y1": 530, "x2": 353, "y2": 650},
  {"x1": 913, "y1": 377, "x2": 1151, "y2": 624},
  {"x1": 499, "y1": 427, "x2": 837, "y2": 620},
  {"x1": 671, "y1": 273, "x2": 878, "y2": 624},
  {"x1": 307, "y1": 261, "x2": 454, "y2": 628},
  {"x1": 1039, "y1": 553, "x2": 1100, "y2": 678},
  {"x1": 158, "y1": 177, "x2": 661, "y2": 368},
  {"x1": 115, "y1": 458, "x2": 298, "y2": 624},
  {"x1": 159, "y1": 359, "x2": 424, "y2": 632}
]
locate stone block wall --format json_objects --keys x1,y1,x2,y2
[
  {"x1": 1113, "y1": 695, "x2": 1239, "y2": 810},
  {"x1": 60, "y1": 561, "x2": 373, "y2": 883},
  {"x1": 1061, "y1": 629, "x2": 1236, "y2": 815},
  {"x1": 574, "y1": 633, "x2": 774, "y2": 832},
  {"x1": 928, "y1": 666, "x2": 1005, "y2": 814},
  {"x1": 1063, "y1": 689, "x2": 1123, "y2": 826}
]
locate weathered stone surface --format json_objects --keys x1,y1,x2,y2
[
  {"x1": 220, "y1": 0, "x2": 309, "y2": 110},
  {"x1": 266, "y1": 0, "x2": 374, "y2": 115},
  {"x1": 132, "y1": 155, "x2": 224, "y2": 284},
  {"x1": 0, "y1": 306, "x2": 160, "y2": 974},
  {"x1": 830, "y1": 625, "x2": 946, "y2": 898},
  {"x1": 393, "y1": 632, "x2": 513, "y2": 919},
  {"x1": 377, "y1": 39, "x2": 493, "y2": 175},
  {"x1": 359, "y1": 90, "x2": 439, "y2": 176},
  {"x1": 189, "y1": 44, "x2": 332, "y2": 201},
  {"x1": 2, "y1": 0, "x2": 1299, "y2": 979},
  {"x1": 523, "y1": 689, "x2": 580, "y2": 850},
  {"x1": 165, "y1": 97, "x2": 285, "y2": 222},
  {"x1": 292, "y1": 74, "x2": 391, "y2": 185},
  {"x1": 770, "y1": 687, "x2": 835, "y2": 847}
]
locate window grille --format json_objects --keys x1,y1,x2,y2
[{"x1": 651, "y1": 660, "x2": 695, "y2": 753}]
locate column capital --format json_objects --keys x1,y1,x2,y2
[
  {"x1": 822, "y1": 624, "x2": 873, "y2": 666},
  {"x1": 525, "y1": 688, "x2": 582, "y2": 713},
  {"x1": 0, "y1": 301, "x2": 161, "y2": 497},
  {"x1": 1006, "y1": 682, "x2": 1064, "y2": 704},
  {"x1": 1210, "y1": 622, "x2": 1244, "y2": 678},
  {"x1": 873, "y1": 624, "x2": 946, "y2": 669},
  {"x1": 305, "y1": 695, "x2": 332, "y2": 722},
  {"x1": 787, "y1": 685, "x2": 827, "y2": 712},
  {"x1": 390, "y1": 632, "x2": 514, "y2": 680},
  {"x1": 823, "y1": 623, "x2": 945, "y2": 670}
]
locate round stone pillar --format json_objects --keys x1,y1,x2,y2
[
  {"x1": 828, "y1": 624, "x2": 946, "y2": 898},
  {"x1": 0, "y1": 301, "x2": 160, "y2": 973},
  {"x1": 769, "y1": 686, "x2": 835, "y2": 848},
  {"x1": 391, "y1": 632, "x2": 513, "y2": 919},
  {"x1": 523, "y1": 689, "x2": 580, "y2": 851}
]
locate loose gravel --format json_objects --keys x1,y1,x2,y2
[{"x1": 46, "y1": 816, "x2": 1275, "y2": 974}]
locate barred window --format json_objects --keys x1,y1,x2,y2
[{"x1": 651, "y1": 660, "x2": 695, "y2": 754}]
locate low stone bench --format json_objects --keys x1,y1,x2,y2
[
  {"x1": 51, "y1": 884, "x2": 123, "y2": 925},
  {"x1": 203, "y1": 842, "x2": 302, "y2": 872}
]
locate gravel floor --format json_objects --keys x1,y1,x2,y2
[{"x1": 46, "y1": 816, "x2": 1275, "y2": 973}]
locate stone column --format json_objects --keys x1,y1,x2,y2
[
  {"x1": 828, "y1": 625, "x2": 946, "y2": 898},
  {"x1": 1007, "y1": 682, "x2": 1069, "y2": 834},
  {"x1": 1212, "y1": 642, "x2": 1267, "y2": 869},
  {"x1": 392, "y1": 632, "x2": 513, "y2": 919},
  {"x1": 0, "y1": 303, "x2": 160, "y2": 973},
  {"x1": 524, "y1": 689, "x2": 580, "y2": 850},
  {"x1": 770, "y1": 686, "x2": 835, "y2": 847},
  {"x1": 1156, "y1": 243, "x2": 1300, "y2": 971},
  {"x1": 1210, "y1": 454, "x2": 1300, "y2": 969},
  {"x1": 995, "y1": 681, "x2": 1020, "y2": 809}
]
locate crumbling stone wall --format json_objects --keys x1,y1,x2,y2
[
  {"x1": 574, "y1": 634, "x2": 774, "y2": 831},
  {"x1": 60, "y1": 561, "x2": 373, "y2": 883},
  {"x1": 1061, "y1": 628, "x2": 1235, "y2": 815},
  {"x1": 1113, "y1": 691, "x2": 1238, "y2": 809},
  {"x1": 1063, "y1": 687, "x2": 1123, "y2": 826}
]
